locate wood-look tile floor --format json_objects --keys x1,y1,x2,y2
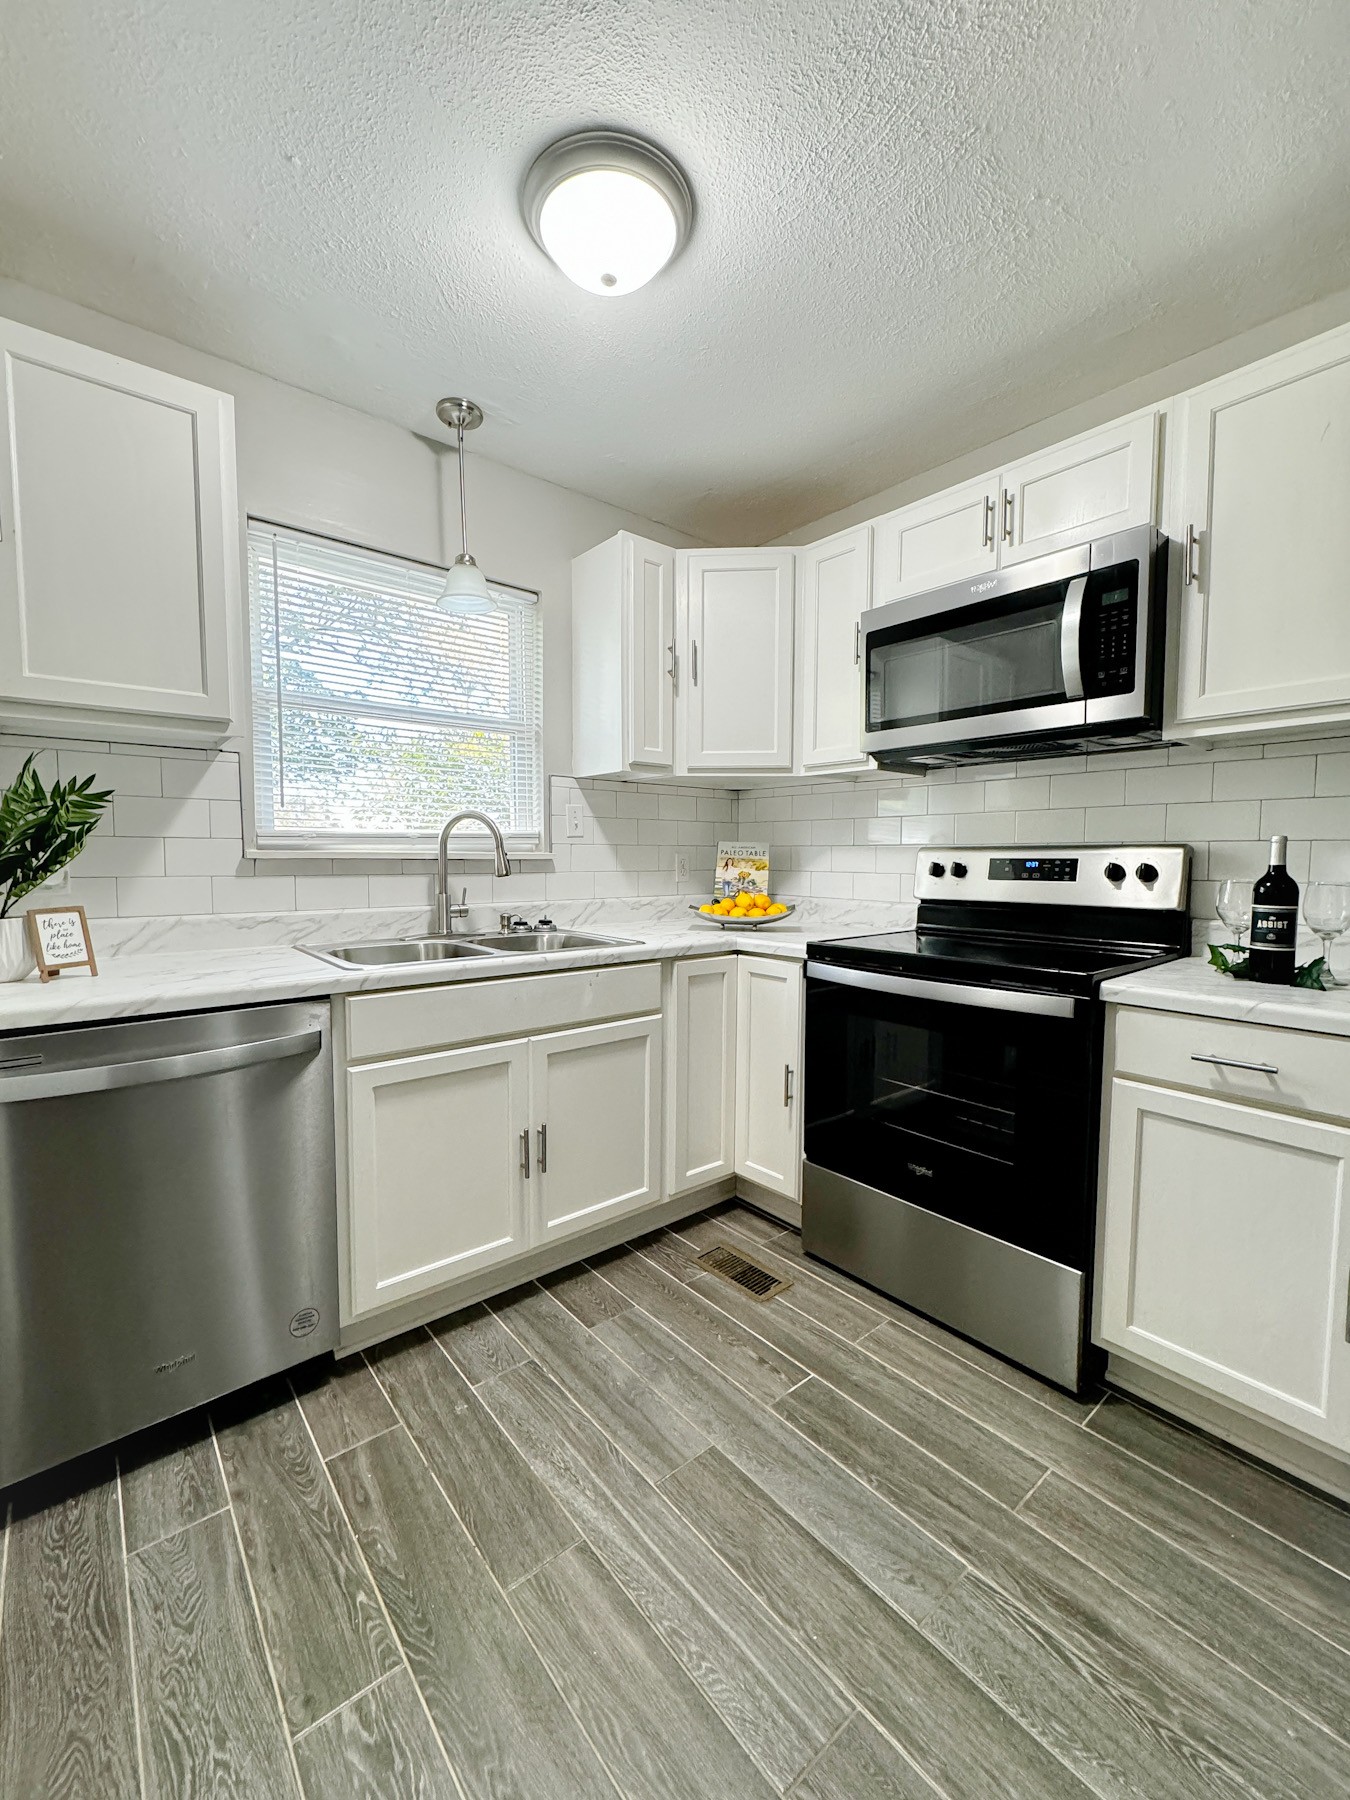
[{"x1": 4, "y1": 1202, "x2": 1350, "y2": 1799}]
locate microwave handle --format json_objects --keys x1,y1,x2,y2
[{"x1": 1060, "y1": 576, "x2": 1086, "y2": 701}]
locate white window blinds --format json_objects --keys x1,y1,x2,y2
[{"x1": 247, "y1": 522, "x2": 543, "y2": 852}]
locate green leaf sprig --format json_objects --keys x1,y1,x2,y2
[
  {"x1": 1208, "y1": 942, "x2": 1329, "y2": 989},
  {"x1": 0, "y1": 754, "x2": 113, "y2": 917}
]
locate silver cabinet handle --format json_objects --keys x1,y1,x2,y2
[
  {"x1": 1002, "y1": 489, "x2": 1015, "y2": 544},
  {"x1": 1191, "y1": 1052, "x2": 1279, "y2": 1075},
  {"x1": 783, "y1": 1063, "x2": 794, "y2": 1107},
  {"x1": 520, "y1": 1127, "x2": 531, "y2": 1178},
  {"x1": 667, "y1": 642, "x2": 678, "y2": 694},
  {"x1": 0, "y1": 1029, "x2": 323, "y2": 1101},
  {"x1": 982, "y1": 494, "x2": 995, "y2": 549},
  {"x1": 537, "y1": 1123, "x2": 548, "y2": 1173},
  {"x1": 691, "y1": 641, "x2": 699, "y2": 686},
  {"x1": 854, "y1": 620, "x2": 861, "y2": 665},
  {"x1": 1183, "y1": 524, "x2": 1201, "y2": 587}
]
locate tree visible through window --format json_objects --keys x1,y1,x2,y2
[{"x1": 247, "y1": 523, "x2": 543, "y2": 851}]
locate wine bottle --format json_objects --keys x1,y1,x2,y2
[{"x1": 1249, "y1": 834, "x2": 1299, "y2": 984}]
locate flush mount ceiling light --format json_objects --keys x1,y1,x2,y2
[
  {"x1": 434, "y1": 397, "x2": 494, "y2": 615},
  {"x1": 522, "y1": 130, "x2": 693, "y2": 296}
]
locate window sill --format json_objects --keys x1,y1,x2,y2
[{"x1": 249, "y1": 838, "x2": 550, "y2": 862}]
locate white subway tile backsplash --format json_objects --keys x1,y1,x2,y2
[
  {"x1": 293, "y1": 876, "x2": 372, "y2": 910},
  {"x1": 1213, "y1": 756, "x2": 1316, "y2": 800},
  {"x1": 1048, "y1": 770, "x2": 1125, "y2": 809},
  {"x1": 929, "y1": 782, "x2": 984, "y2": 814},
  {"x1": 1124, "y1": 763, "x2": 1213, "y2": 804},
  {"x1": 57, "y1": 749, "x2": 163, "y2": 796},
  {"x1": 212, "y1": 876, "x2": 297, "y2": 914},
  {"x1": 1014, "y1": 809, "x2": 1086, "y2": 844},
  {"x1": 76, "y1": 835, "x2": 167, "y2": 878},
  {"x1": 1082, "y1": 805, "x2": 1169, "y2": 841},
  {"x1": 117, "y1": 877, "x2": 214, "y2": 916},
  {"x1": 163, "y1": 839, "x2": 247, "y2": 877},
  {"x1": 980, "y1": 776, "x2": 1050, "y2": 812},
  {"x1": 160, "y1": 754, "x2": 242, "y2": 800},
  {"x1": 1260, "y1": 796, "x2": 1350, "y2": 840},
  {"x1": 209, "y1": 800, "x2": 244, "y2": 840},
  {"x1": 1166, "y1": 800, "x2": 1262, "y2": 840},
  {"x1": 114, "y1": 796, "x2": 213, "y2": 838},
  {"x1": 1314, "y1": 753, "x2": 1350, "y2": 796}
]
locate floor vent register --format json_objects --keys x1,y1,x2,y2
[{"x1": 695, "y1": 1243, "x2": 793, "y2": 1301}]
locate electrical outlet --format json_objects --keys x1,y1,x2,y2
[
  {"x1": 565, "y1": 802, "x2": 584, "y2": 838},
  {"x1": 675, "y1": 853, "x2": 690, "y2": 882}
]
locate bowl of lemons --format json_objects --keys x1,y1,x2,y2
[{"x1": 691, "y1": 893, "x2": 795, "y2": 928}]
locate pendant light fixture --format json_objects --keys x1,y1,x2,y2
[
  {"x1": 435, "y1": 396, "x2": 494, "y2": 615},
  {"x1": 522, "y1": 130, "x2": 692, "y2": 296}
]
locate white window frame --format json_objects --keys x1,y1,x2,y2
[{"x1": 241, "y1": 518, "x2": 549, "y2": 861}]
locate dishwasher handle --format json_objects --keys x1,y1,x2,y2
[{"x1": 0, "y1": 1028, "x2": 324, "y2": 1102}]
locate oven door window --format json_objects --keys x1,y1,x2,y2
[
  {"x1": 804, "y1": 977, "x2": 1095, "y2": 1267},
  {"x1": 867, "y1": 582, "x2": 1073, "y2": 732}
]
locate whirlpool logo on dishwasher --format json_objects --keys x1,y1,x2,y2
[
  {"x1": 153, "y1": 1351, "x2": 197, "y2": 1375},
  {"x1": 907, "y1": 1161, "x2": 935, "y2": 1180}
]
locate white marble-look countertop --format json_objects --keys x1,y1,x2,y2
[
  {"x1": 1102, "y1": 954, "x2": 1350, "y2": 1039},
  {"x1": 0, "y1": 919, "x2": 843, "y2": 1035}
]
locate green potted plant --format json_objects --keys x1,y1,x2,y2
[{"x1": 0, "y1": 754, "x2": 112, "y2": 980}]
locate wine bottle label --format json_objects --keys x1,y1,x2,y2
[{"x1": 1251, "y1": 905, "x2": 1297, "y2": 948}]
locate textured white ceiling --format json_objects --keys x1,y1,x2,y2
[{"x1": 1, "y1": 1, "x2": 1347, "y2": 540}]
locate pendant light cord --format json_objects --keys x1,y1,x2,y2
[{"x1": 457, "y1": 420, "x2": 470, "y2": 559}]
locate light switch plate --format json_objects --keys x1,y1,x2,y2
[
  {"x1": 565, "y1": 802, "x2": 584, "y2": 838},
  {"x1": 675, "y1": 853, "x2": 690, "y2": 882}
]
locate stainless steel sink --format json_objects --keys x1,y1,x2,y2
[
  {"x1": 464, "y1": 930, "x2": 639, "y2": 954},
  {"x1": 303, "y1": 938, "x2": 503, "y2": 969}
]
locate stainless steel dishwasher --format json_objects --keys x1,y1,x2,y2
[{"x1": 0, "y1": 1000, "x2": 337, "y2": 1489}]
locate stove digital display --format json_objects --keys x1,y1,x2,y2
[{"x1": 988, "y1": 857, "x2": 1079, "y2": 882}]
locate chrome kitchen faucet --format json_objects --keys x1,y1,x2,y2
[{"x1": 435, "y1": 811, "x2": 511, "y2": 934}]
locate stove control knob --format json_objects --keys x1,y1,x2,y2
[
  {"x1": 951, "y1": 861, "x2": 968, "y2": 879},
  {"x1": 1135, "y1": 861, "x2": 1159, "y2": 884},
  {"x1": 927, "y1": 861, "x2": 947, "y2": 878},
  {"x1": 1103, "y1": 861, "x2": 1126, "y2": 883}
]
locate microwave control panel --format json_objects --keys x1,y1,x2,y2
[{"x1": 1085, "y1": 583, "x2": 1137, "y2": 696}]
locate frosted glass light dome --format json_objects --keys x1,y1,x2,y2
[{"x1": 523, "y1": 131, "x2": 693, "y2": 298}]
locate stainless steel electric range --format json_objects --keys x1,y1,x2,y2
[{"x1": 802, "y1": 844, "x2": 1190, "y2": 1394}]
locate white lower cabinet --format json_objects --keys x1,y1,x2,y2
[
  {"x1": 347, "y1": 1038, "x2": 531, "y2": 1317},
  {"x1": 735, "y1": 955, "x2": 803, "y2": 1199},
  {"x1": 531, "y1": 1015, "x2": 662, "y2": 1243},
  {"x1": 1098, "y1": 1036, "x2": 1350, "y2": 1456},
  {"x1": 667, "y1": 955, "x2": 738, "y2": 1194}
]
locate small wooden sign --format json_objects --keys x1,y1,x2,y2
[{"x1": 25, "y1": 905, "x2": 98, "y2": 982}]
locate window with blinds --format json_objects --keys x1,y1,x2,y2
[{"x1": 246, "y1": 522, "x2": 544, "y2": 853}]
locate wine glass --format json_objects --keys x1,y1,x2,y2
[
  {"x1": 1216, "y1": 878, "x2": 1253, "y2": 947},
  {"x1": 1303, "y1": 883, "x2": 1350, "y2": 987}
]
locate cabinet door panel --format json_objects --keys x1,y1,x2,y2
[
  {"x1": 735, "y1": 957, "x2": 803, "y2": 1199},
  {"x1": 871, "y1": 476, "x2": 997, "y2": 602},
  {"x1": 533, "y1": 1015, "x2": 662, "y2": 1243},
  {"x1": 796, "y1": 526, "x2": 871, "y2": 772},
  {"x1": 1000, "y1": 412, "x2": 1157, "y2": 566},
  {"x1": 1174, "y1": 327, "x2": 1350, "y2": 723},
  {"x1": 682, "y1": 550, "x2": 794, "y2": 770},
  {"x1": 626, "y1": 534, "x2": 675, "y2": 769},
  {"x1": 0, "y1": 316, "x2": 235, "y2": 735},
  {"x1": 667, "y1": 956, "x2": 737, "y2": 1194},
  {"x1": 1099, "y1": 1079, "x2": 1350, "y2": 1448},
  {"x1": 347, "y1": 1040, "x2": 529, "y2": 1318}
]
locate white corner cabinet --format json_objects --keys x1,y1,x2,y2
[
  {"x1": 337, "y1": 950, "x2": 805, "y2": 1341},
  {"x1": 1097, "y1": 1005, "x2": 1350, "y2": 1478},
  {"x1": 0, "y1": 313, "x2": 238, "y2": 744},
  {"x1": 795, "y1": 523, "x2": 872, "y2": 773},
  {"x1": 1170, "y1": 321, "x2": 1350, "y2": 738},
  {"x1": 870, "y1": 410, "x2": 1159, "y2": 602}
]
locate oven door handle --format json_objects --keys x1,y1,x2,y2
[
  {"x1": 805, "y1": 961, "x2": 1080, "y2": 1019},
  {"x1": 1060, "y1": 575, "x2": 1087, "y2": 702}
]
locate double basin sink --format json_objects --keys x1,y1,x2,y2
[{"x1": 305, "y1": 930, "x2": 638, "y2": 970}]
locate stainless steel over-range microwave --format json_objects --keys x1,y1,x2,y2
[{"x1": 860, "y1": 524, "x2": 1167, "y2": 768}]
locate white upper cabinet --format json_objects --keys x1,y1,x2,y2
[
  {"x1": 999, "y1": 411, "x2": 1158, "y2": 566},
  {"x1": 871, "y1": 474, "x2": 997, "y2": 602},
  {"x1": 572, "y1": 530, "x2": 676, "y2": 777},
  {"x1": 679, "y1": 548, "x2": 795, "y2": 772},
  {"x1": 1172, "y1": 323, "x2": 1350, "y2": 732},
  {"x1": 795, "y1": 524, "x2": 871, "y2": 772},
  {"x1": 870, "y1": 414, "x2": 1159, "y2": 604},
  {"x1": 0, "y1": 315, "x2": 237, "y2": 744}
]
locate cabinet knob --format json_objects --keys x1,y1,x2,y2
[
  {"x1": 951, "y1": 862, "x2": 968, "y2": 879},
  {"x1": 1135, "y1": 862, "x2": 1159, "y2": 884},
  {"x1": 928, "y1": 861, "x2": 947, "y2": 878},
  {"x1": 1104, "y1": 862, "x2": 1126, "y2": 882}
]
